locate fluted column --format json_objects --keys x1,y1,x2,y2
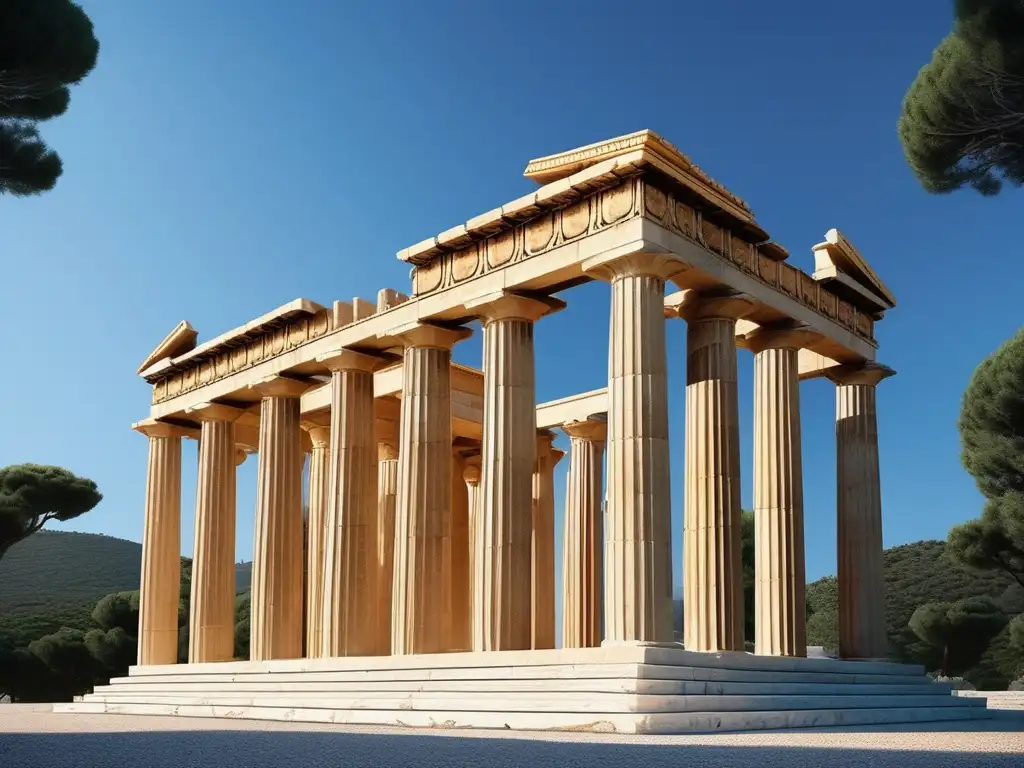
[
  {"x1": 186, "y1": 403, "x2": 243, "y2": 663},
  {"x1": 584, "y1": 253, "x2": 683, "y2": 644},
  {"x1": 250, "y1": 376, "x2": 308, "y2": 661},
  {"x1": 449, "y1": 450, "x2": 471, "y2": 651},
  {"x1": 389, "y1": 323, "x2": 471, "y2": 655},
  {"x1": 462, "y1": 454, "x2": 482, "y2": 650},
  {"x1": 748, "y1": 325, "x2": 817, "y2": 657},
  {"x1": 561, "y1": 418, "x2": 606, "y2": 648},
  {"x1": 832, "y1": 363, "x2": 894, "y2": 660},
  {"x1": 670, "y1": 289, "x2": 753, "y2": 653},
  {"x1": 134, "y1": 420, "x2": 185, "y2": 666},
  {"x1": 376, "y1": 441, "x2": 399, "y2": 653},
  {"x1": 301, "y1": 422, "x2": 330, "y2": 659},
  {"x1": 467, "y1": 292, "x2": 563, "y2": 652},
  {"x1": 531, "y1": 431, "x2": 562, "y2": 650},
  {"x1": 317, "y1": 349, "x2": 389, "y2": 657}
]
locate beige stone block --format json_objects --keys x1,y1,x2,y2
[
  {"x1": 134, "y1": 421, "x2": 185, "y2": 666},
  {"x1": 831, "y1": 363, "x2": 894, "y2": 660},
  {"x1": 352, "y1": 298, "x2": 375, "y2": 321},
  {"x1": 250, "y1": 380, "x2": 307, "y2": 661},
  {"x1": 585, "y1": 253, "x2": 676, "y2": 644},
  {"x1": 561, "y1": 418, "x2": 606, "y2": 649},
  {"x1": 186, "y1": 404, "x2": 244, "y2": 663},
  {"x1": 332, "y1": 300, "x2": 353, "y2": 329}
]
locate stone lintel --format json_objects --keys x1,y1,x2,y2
[
  {"x1": 184, "y1": 401, "x2": 247, "y2": 422},
  {"x1": 315, "y1": 347, "x2": 393, "y2": 373},
  {"x1": 463, "y1": 291, "x2": 566, "y2": 324},
  {"x1": 827, "y1": 362, "x2": 896, "y2": 388},
  {"x1": 382, "y1": 321, "x2": 472, "y2": 350},
  {"x1": 562, "y1": 417, "x2": 608, "y2": 443},
  {"x1": 250, "y1": 375, "x2": 312, "y2": 399},
  {"x1": 582, "y1": 249, "x2": 689, "y2": 283},
  {"x1": 665, "y1": 289, "x2": 756, "y2": 323},
  {"x1": 743, "y1": 322, "x2": 823, "y2": 355}
]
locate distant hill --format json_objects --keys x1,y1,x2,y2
[{"x1": 0, "y1": 531, "x2": 252, "y2": 647}]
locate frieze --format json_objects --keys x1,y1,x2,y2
[
  {"x1": 411, "y1": 178, "x2": 643, "y2": 296},
  {"x1": 640, "y1": 181, "x2": 874, "y2": 343},
  {"x1": 151, "y1": 308, "x2": 334, "y2": 404}
]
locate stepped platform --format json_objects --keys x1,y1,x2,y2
[{"x1": 53, "y1": 645, "x2": 991, "y2": 734}]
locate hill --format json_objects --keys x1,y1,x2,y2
[{"x1": 0, "y1": 531, "x2": 252, "y2": 647}]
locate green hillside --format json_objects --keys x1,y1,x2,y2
[{"x1": 0, "y1": 531, "x2": 252, "y2": 647}]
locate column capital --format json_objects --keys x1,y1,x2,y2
[
  {"x1": 464, "y1": 291, "x2": 565, "y2": 324},
  {"x1": 382, "y1": 321, "x2": 472, "y2": 350},
  {"x1": 743, "y1": 322, "x2": 822, "y2": 354},
  {"x1": 462, "y1": 453, "x2": 481, "y2": 486},
  {"x1": 185, "y1": 401, "x2": 246, "y2": 422},
  {"x1": 301, "y1": 424, "x2": 330, "y2": 448},
  {"x1": 133, "y1": 418, "x2": 194, "y2": 439},
  {"x1": 250, "y1": 374, "x2": 311, "y2": 399},
  {"x1": 551, "y1": 446, "x2": 566, "y2": 465},
  {"x1": 315, "y1": 347, "x2": 393, "y2": 373},
  {"x1": 378, "y1": 441, "x2": 399, "y2": 461},
  {"x1": 235, "y1": 448, "x2": 250, "y2": 466},
  {"x1": 827, "y1": 362, "x2": 896, "y2": 387},
  {"x1": 535, "y1": 428, "x2": 557, "y2": 453},
  {"x1": 562, "y1": 417, "x2": 608, "y2": 443},
  {"x1": 582, "y1": 249, "x2": 689, "y2": 283},
  {"x1": 665, "y1": 288, "x2": 756, "y2": 323}
]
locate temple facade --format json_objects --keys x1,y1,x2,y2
[{"x1": 59, "y1": 132, "x2": 979, "y2": 734}]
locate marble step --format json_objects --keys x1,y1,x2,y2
[
  {"x1": 106, "y1": 663, "x2": 935, "y2": 688},
  {"x1": 80, "y1": 691, "x2": 984, "y2": 714},
  {"x1": 92, "y1": 678, "x2": 953, "y2": 697},
  {"x1": 52, "y1": 700, "x2": 992, "y2": 735}
]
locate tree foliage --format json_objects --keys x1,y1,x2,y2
[
  {"x1": 0, "y1": 465, "x2": 102, "y2": 561},
  {"x1": 909, "y1": 597, "x2": 1008, "y2": 676},
  {"x1": 0, "y1": 0, "x2": 99, "y2": 196},
  {"x1": 950, "y1": 328, "x2": 1024, "y2": 587},
  {"x1": 898, "y1": 0, "x2": 1024, "y2": 195}
]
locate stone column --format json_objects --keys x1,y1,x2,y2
[
  {"x1": 832, "y1": 363, "x2": 894, "y2": 660},
  {"x1": 449, "y1": 451, "x2": 471, "y2": 651},
  {"x1": 317, "y1": 349, "x2": 389, "y2": 658},
  {"x1": 389, "y1": 322, "x2": 471, "y2": 655},
  {"x1": 585, "y1": 253, "x2": 683, "y2": 644},
  {"x1": 466, "y1": 292, "x2": 563, "y2": 652},
  {"x1": 669, "y1": 290, "x2": 753, "y2": 653},
  {"x1": 561, "y1": 417, "x2": 607, "y2": 648},
  {"x1": 376, "y1": 441, "x2": 399, "y2": 653},
  {"x1": 301, "y1": 422, "x2": 330, "y2": 659},
  {"x1": 462, "y1": 454, "x2": 482, "y2": 650},
  {"x1": 747, "y1": 325, "x2": 817, "y2": 657},
  {"x1": 135, "y1": 421, "x2": 185, "y2": 666},
  {"x1": 250, "y1": 376, "x2": 308, "y2": 661},
  {"x1": 532, "y1": 431, "x2": 562, "y2": 650},
  {"x1": 186, "y1": 403, "x2": 243, "y2": 663}
]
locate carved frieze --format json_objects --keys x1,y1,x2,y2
[{"x1": 151, "y1": 308, "x2": 334, "y2": 404}]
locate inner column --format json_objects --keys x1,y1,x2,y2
[
  {"x1": 376, "y1": 441, "x2": 399, "y2": 655},
  {"x1": 532, "y1": 430, "x2": 562, "y2": 650},
  {"x1": 466, "y1": 292, "x2": 563, "y2": 652},
  {"x1": 301, "y1": 421, "x2": 330, "y2": 659},
  {"x1": 672, "y1": 289, "x2": 753, "y2": 653},
  {"x1": 250, "y1": 376, "x2": 308, "y2": 661},
  {"x1": 389, "y1": 322, "x2": 470, "y2": 655}
]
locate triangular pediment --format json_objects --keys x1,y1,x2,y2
[
  {"x1": 813, "y1": 229, "x2": 896, "y2": 312},
  {"x1": 137, "y1": 321, "x2": 198, "y2": 375}
]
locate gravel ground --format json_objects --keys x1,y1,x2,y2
[{"x1": 1, "y1": 705, "x2": 1022, "y2": 768}]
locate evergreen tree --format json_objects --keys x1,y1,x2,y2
[
  {"x1": 0, "y1": 0, "x2": 99, "y2": 196},
  {"x1": 909, "y1": 597, "x2": 1007, "y2": 676},
  {"x1": 898, "y1": 1, "x2": 1024, "y2": 195}
]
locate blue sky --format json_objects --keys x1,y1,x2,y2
[{"x1": 3, "y1": 0, "x2": 1020, "y2": 601}]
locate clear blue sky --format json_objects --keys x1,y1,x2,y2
[{"x1": 3, "y1": 1, "x2": 1020, "y2": 598}]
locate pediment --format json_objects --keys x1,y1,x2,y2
[
  {"x1": 812, "y1": 229, "x2": 895, "y2": 315},
  {"x1": 137, "y1": 321, "x2": 198, "y2": 375}
]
